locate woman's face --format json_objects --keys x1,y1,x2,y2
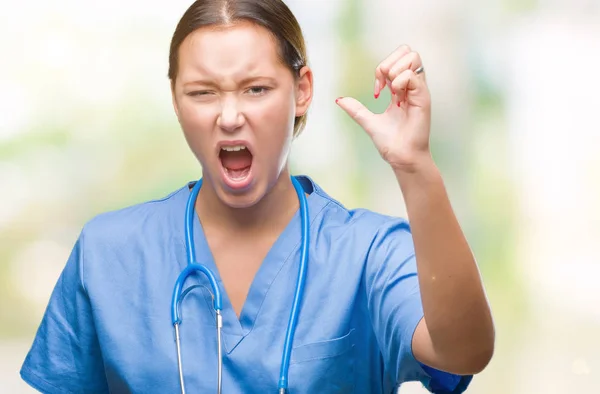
[{"x1": 171, "y1": 21, "x2": 312, "y2": 208}]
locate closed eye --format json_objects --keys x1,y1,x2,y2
[{"x1": 187, "y1": 90, "x2": 214, "y2": 97}]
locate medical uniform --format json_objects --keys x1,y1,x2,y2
[{"x1": 21, "y1": 176, "x2": 472, "y2": 393}]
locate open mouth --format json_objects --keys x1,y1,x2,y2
[{"x1": 219, "y1": 144, "x2": 253, "y2": 182}]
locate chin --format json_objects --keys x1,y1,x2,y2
[
  {"x1": 211, "y1": 169, "x2": 268, "y2": 209},
  {"x1": 202, "y1": 151, "x2": 284, "y2": 209}
]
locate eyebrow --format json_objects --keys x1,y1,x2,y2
[{"x1": 182, "y1": 76, "x2": 278, "y2": 88}]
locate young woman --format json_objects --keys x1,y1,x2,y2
[{"x1": 21, "y1": 1, "x2": 494, "y2": 393}]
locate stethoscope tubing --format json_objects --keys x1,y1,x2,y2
[{"x1": 171, "y1": 176, "x2": 308, "y2": 394}]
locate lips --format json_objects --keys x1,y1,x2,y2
[
  {"x1": 217, "y1": 141, "x2": 254, "y2": 191},
  {"x1": 219, "y1": 145, "x2": 252, "y2": 178}
]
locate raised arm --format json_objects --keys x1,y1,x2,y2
[{"x1": 337, "y1": 44, "x2": 494, "y2": 375}]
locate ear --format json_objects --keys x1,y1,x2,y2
[
  {"x1": 170, "y1": 80, "x2": 181, "y2": 122},
  {"x1": 295, "y1": 66, "x2": 313, "y2": 117}
]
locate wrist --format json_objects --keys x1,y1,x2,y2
[
  {"x1": 390, "y1": 151, "x2": 436, "y2": 176},
  {"x1": 392, "y1": 154, "x2": 444, "y2": 197}
]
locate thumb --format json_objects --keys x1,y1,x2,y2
[{"x1": 335, "y1": 96, "x2": 375, "y2": 131}]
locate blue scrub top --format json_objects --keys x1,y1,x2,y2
[{"x1": 21, "y1": 176, "x2": 472, "y2": 393}]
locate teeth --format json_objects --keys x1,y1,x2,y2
[{"x1": 221, "y1": 145, "x2": 246, "y2": 152}]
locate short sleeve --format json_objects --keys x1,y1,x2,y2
[
  {"x1": 364, "y1": 219, "x2": 473, "y2": 393},
  {"x1": 20, "y1": 231, "x2": 109, "y2": 394}
]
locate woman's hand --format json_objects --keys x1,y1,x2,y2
[
  {"x1": 338, "y1": 47, "x2": 495, "y2": 376},
  {"x1": 336, "y1": 45, "x2": 432, "y2": 172}
]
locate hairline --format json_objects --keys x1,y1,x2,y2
[{"x1": 170, "y1": 19, "x2": 298, "y2": 89}]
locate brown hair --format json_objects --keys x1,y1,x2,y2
[{"x1": 168, "y1": 0, "x2": 309, "y2": 136}]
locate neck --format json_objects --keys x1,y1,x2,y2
[{"x1": 195, "y1": 169, "x2": 300, "y2": 235}]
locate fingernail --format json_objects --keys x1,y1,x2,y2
[
  {"x1": 397, "y1": 100, "x2": 401, "y2": 107},
  {"x1": 374, "y1": 80, "x2": 380, "y2": 98},
  {"x1": 335, "y1": 97, "x2": 343, "y2": 104}
]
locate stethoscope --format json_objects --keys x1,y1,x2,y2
[{"x1": 170, "y1": 176, "x2": 309, "y2": 394}]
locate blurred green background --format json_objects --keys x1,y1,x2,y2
[{"x1": 1, "y1": 0, "x2": 599, "y2": 392}]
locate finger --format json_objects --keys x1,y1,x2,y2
[
  {"x1": 389, "y1": 51, "x2": 423, "y2": 82},
  {"x1": 374, "y1": 45, "x2": 411, "y2": 97},
  {"x1": 335, "y1": 96, "x2": 375, "y2": 132},
  {"x1": 389, "y1": 52, "x2": 424, "y2": 103},
  {"x1": 374, "y1": 44, "x2": 411, "y2": 98},
  {"x1": 390, "y1": 69, "x2": 428, "y2": 107}
]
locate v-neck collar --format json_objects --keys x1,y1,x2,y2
[{"x1": 177, "y1": 175, "x2": 329, "y2": 354}]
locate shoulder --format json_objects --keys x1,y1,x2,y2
[
  {"x1": 304, "y1": 176, "x2": 413, "y2": 251},
  {"x1": 79, "y1": 183, "x2": 188, "y2": 247}
]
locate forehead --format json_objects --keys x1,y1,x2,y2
[{"x1": 177, "y1": 22, "x2": 287, "y2": 83}]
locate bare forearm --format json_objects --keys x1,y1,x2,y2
[{"x1": 394, "y1": 156, "x2": 494, "y2": 371}]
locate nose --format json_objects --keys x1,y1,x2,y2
[{"x1": 216, "y1": 96, "x2": 244, "y2": 133}]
